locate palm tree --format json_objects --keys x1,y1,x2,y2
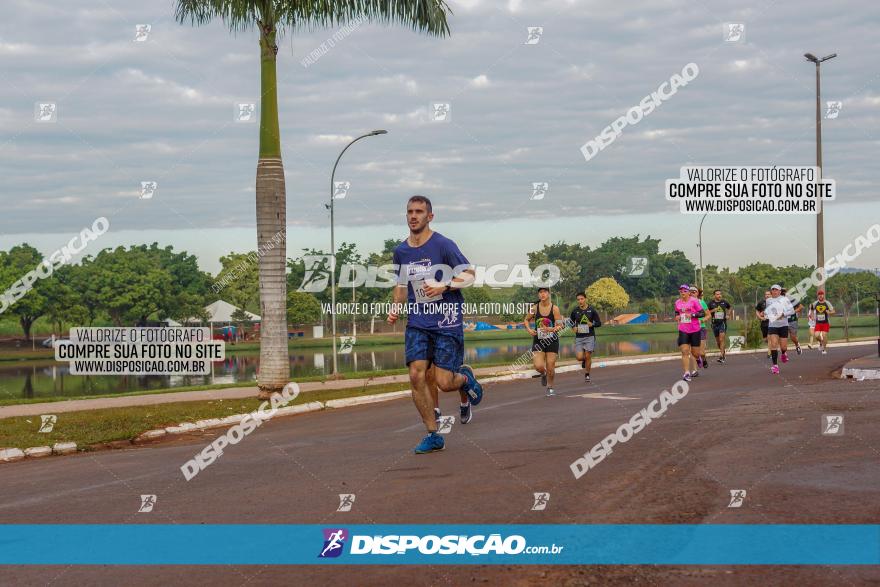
[{"x1": 175, "y1": 1, "x2": 451, "y2": 398}]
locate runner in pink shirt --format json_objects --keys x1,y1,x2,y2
[{"x1": 674, "y1": 284, "x2": 705, "y2": 382}]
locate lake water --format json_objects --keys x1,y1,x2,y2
[{"x1": 1, "y1": 328, "x2": 874, "y2": 402}]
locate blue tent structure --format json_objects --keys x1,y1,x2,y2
[
  {"x1": 628, "y1": 313, "x2": 650, "y2": 324},
  {"x1": 472, "y1": 321, "x2": 500, "y2": 331}
]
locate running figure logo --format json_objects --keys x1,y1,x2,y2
[
  {"x1": 727, "y1": 489, "x2": 746, "y2": 508},
  {"x1": 140, "y1": 181, "x2": 158, "y2": 200},
  {"x1": 727, "y1": 336, "x2": 745, "y2": 352},
  {"x1": 724, "y1": 23, "x2": 745, "y2": 42},
  {"x1": 437, "y1": 305, "x2": 460, "y2": 329},
  {"x1": 431, "y1": 102, "x2": 451, "y2": 122},
  {"x1": 624, "y1": 256, "x2": 649, "y2": 277},
  {"x1": 437, "y1": 416, "x2": 455, "y2": 434},
  {"x1": 138, "y1": 494, "x2": 157, "y2": 513},
  {"x1": 530, "y1": 182, "x2": 549, "y2": 201},
  {"x1": 318, "y1": 528, "x2": 348, "y2": 558},
  {"x1": 333, "y1": 181, "x2": 351, "y2": 199},
  {"x1": 531, "y1": 492, "x2": 550, "y2": 511},
  {"x1": 337, "y1": 494, "x2": 356, "y2": 512},
  {"x1": 35, "y1": 102, "x2": 57, "y2": 122},
  {"x1": 299, "y1": 255, "x2": 333, "y2": 293},
  {"x1": 822, "y1": 414, "x2": 844, "y2": 435},
  {"x1": 134, "y1": 24, "x2": 151, "y2": 42},
  {"x1": 38, "y1": 414, "x2": 57, "y2": 433},
  {"x1": 338, "y1": 336, "x2": 355, "y2": 355},
  {"x1": 824, "y1": 101, "x2": 842, "y2": 119},
  {"x1": 236, "y1": 103, "x2": 256, "y2": 122},
  {"x1": 524, "y1": 27, "x2": 543, "y2": 45}
]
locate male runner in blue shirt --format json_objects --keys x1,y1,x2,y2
[{"x1": 388, "y1": 195, "x2": 484, "y2": 454}]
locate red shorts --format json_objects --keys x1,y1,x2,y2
[{"x1": 814, "y1": 322, "x2": 830, "y2": 332}]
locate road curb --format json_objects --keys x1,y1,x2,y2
[{"x1": 325, "y1": 391, "x2": 411, "y2": 409}]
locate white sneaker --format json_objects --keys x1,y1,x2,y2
[{"x1": 546, "y1": 387, "x2": 555, "y2": 397}]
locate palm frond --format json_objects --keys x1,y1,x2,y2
[{"x1": 175, "y1": 0, "x2": 452, "y2": 37}]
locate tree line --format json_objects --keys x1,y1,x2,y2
[{"x1": 1, "y1": 236, "x2": 877, "y2": 339}]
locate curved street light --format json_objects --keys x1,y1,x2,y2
[
  {"x1": 329, "y1": 130, "x2": 387, "y2": 377},
  {"x1": 698, "y1": 212, "x2": 708, "y2": 291},
  {"x1": 804, "y1": 52, "x2": 837, "y2": 288}
]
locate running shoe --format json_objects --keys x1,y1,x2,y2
[
  {"x1": 702, "y1": 357, "x2": 709, "y2": 370},
  {"x1": 414, "y1": 432, "x2": 445, "y2": 454},
  {"x1": 584, "y1": 373, "x2": 591, "y2": 383},
  {"x1": 771, "y1": 365, "x2": 780, "y2": 375},
  {"x1": 796, "y1": 346, "x2": 802, "y2": 355},
  {"x1": 460, "y1": 402, "x2": 472, "y2": 424},
  {"x1": 690, "y1": 370, "x2": 700, "y2": 378},
  {"x1": 540, "y1": 373, "x2": 547, "y2": 387},
  {"x1": 458, "y1": 364, "x2": 483, "y2": 406},
  {"x1": 781, "y1": 352, "x2": 789, "y2": 364},
  {"x1": 821, "y1": 349, "x2": 828, "y2": 355},
  {"x1": 716, "y1": 357, "x2": 725, "y2": 364},
  {"x1": 683, "y1": 372, "x2": 692, "y2": 382},
  {"x1": 546, "y1": 387, "x2": 555, "y2": 397},
  {"x1": 433, "y1": 407, "x2": 441, "y2": 424}
]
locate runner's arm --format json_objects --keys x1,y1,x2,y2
[
  {"x1": 552, "y1": 305, "x2": 564, "y2": 332},
  {"x1": 387, "y1": 284, "x2": 407, "y2": 324},
  {"x1": 387, "y1": 249, "x2": 406, "y2": 324},
  {"x1": 424, "y1": 267, "x2": 475, "y2": 297},
  {"x1": 524, "y1": 305, "x2": 537, "y2": 336}
]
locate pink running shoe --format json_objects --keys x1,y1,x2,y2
[
  {"x1": 771, "y1": 365, "x2": 780, "y2": 374},
  {"x1": 781, "y1": 352, "x2": 789, "y2": 364}
]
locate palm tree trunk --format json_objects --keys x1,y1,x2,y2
[{"x1": 255, "y1": 21, "x2": 288, "y2": 398}]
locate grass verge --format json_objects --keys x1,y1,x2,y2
[{"x1": 0, "y1": 381, "x2": 412, "y2": 450}]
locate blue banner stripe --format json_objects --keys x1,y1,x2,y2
[{"x1": 0, "y1": 525, "x2": 877, "y2": 565}]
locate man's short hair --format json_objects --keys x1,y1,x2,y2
[
  {"x1": 576, "y1": 292, "x2": 586, "y2": 299},
  {"x1": 407, "y1": 195, "x2": 432, "y2": 213},
  {"x1": 713, "y1": 289, "x2": 721, "y2": 295}
]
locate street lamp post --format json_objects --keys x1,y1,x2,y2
[
  {"x1": 698, "y1": 213, "x2": 707, "y2": 291},
  {"x1": 329, "y1": 129, "x2": 387, "y2": 377},
  {"x1": 804, "y1": 52, "x2": 836, "y2": 288}
]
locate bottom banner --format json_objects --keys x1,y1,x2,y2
[{"x1": 1, "y1": 525, "x2": 878, "y2": 565}]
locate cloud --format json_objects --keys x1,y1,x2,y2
[{"x1": 470, "y1": 74, "x2": 491, "y2": 88}]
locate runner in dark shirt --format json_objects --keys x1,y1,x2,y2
[
  {"x1": 706, "y1": 289, "x2": 732, "y2": 363},
  {"x1": 570, "y1": 292, "x2": 602, "y2": 383}
]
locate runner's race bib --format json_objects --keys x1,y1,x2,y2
[
  {"x1": 817, "y1": 314, "x2": 826, "y2": 322},
  {"x1": 538, "y1": 328, "x2": 554, "y2": 340},
  {"x1": 679, "y1": 313, "x2": 690, "y2": 323},
  {"x1": 576, "y1": 324, "x2": 591, "y2": 334},
  {"x1": 714, "y1": 310, "x2": 725, "y2": 320},
  {"x1": 411, "y1": 279, "x2": 443, "y2": 304}
]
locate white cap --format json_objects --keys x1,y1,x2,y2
[{"x1": 770, "y1": 284, "x2": 781, "y2": 290}]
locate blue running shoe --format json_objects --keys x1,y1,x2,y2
[
  {"x1": 458, "y1": 364, "x2": 483, "y2": 406},
  {"x1": 414, "y1": 432, "x2": 445, "y2": 454},
  {"x1": 460, "y1": 402, "x2": 472, "y2": 424}
]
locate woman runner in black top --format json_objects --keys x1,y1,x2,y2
[{"x1": 524, "y1": 287, "x2": 563, "y2": 396}]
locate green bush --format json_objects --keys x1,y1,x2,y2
[{"x1": 744, "y1": 318, "x2": 764, "y2": 349}]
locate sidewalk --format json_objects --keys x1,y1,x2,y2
[
  {"x1": 841, "y1": 352, "x2": 880, "y2": 380},
  {"x1": 1, "y1": 340, "x2": 874, "y2": 418}
]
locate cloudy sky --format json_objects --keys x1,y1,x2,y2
[{"x1": 1, "y1": 0, "x2": 878, "y2": 275}]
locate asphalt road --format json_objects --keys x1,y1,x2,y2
[{"x1": 2, "y1": 345, "x2": 879, "y2": 586}]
